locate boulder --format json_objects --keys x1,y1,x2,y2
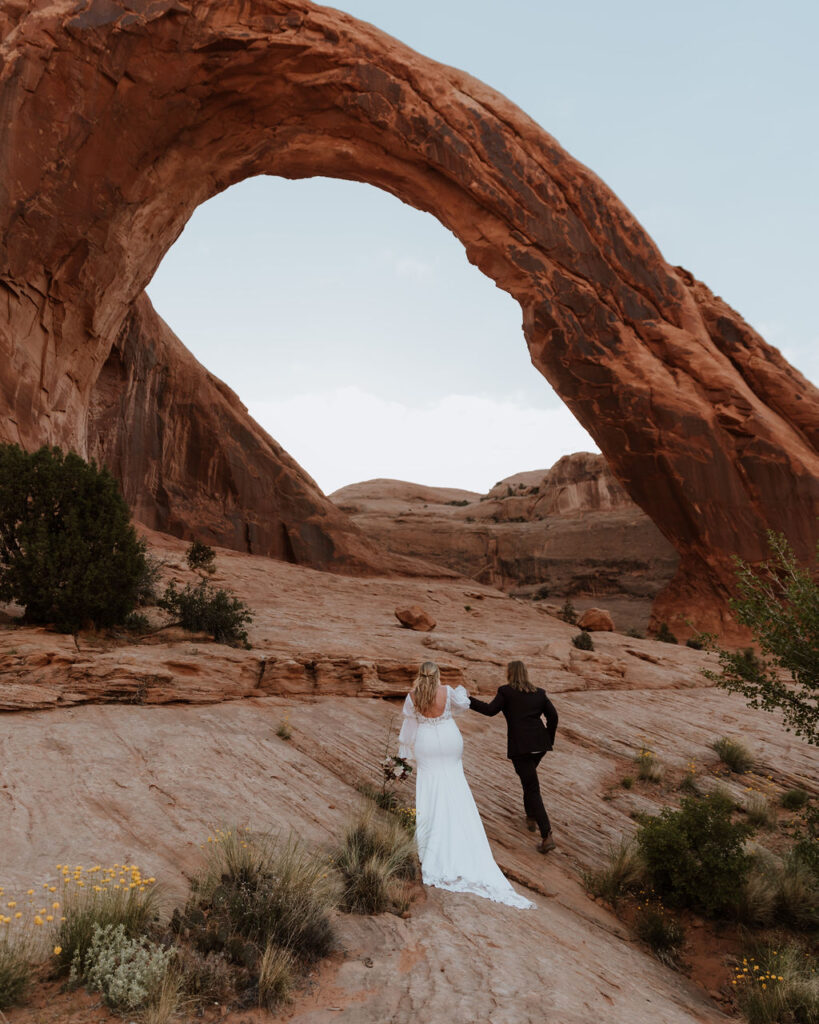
[
  {"x1": 578, "y1": 608, "x2": 616, "y2": 632},
  {"x1": 395, "y1": 606, "x2": 437, "y2": 632}
]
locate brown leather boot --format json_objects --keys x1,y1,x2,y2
[
  {"x1": 538, "y1": 832, "x2": 556, "y2": 854},
  {"x1": 525, "y1": 817, "x2": 537, "y2": 833}
]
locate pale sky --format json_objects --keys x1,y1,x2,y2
[{"x1": 147, "y1": 0, "x2": 818, "y2": 496}]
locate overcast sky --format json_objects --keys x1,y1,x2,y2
[{"x1": 147, "y1": 0, "x2": 818, "y2": 496}]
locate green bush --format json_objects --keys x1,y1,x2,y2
[
  {"x1": 0, "y1": 444, "x2": 147, "y2": 631},
  {"x1": 560, "y1": 599, "x2": 578, "y2": 625},
  {"x1": 781, "y1": 788, "x2": 809, "y2": 811},
  {"x1": 636, "y1": 792, "x2": 753, "y2": 916},
  {"x1": 159, "y1": 579, "x2": 252, "y2": 647},
  {"x1": 634, "y1": 748, "x2": 664, "y2": 783},
  {"x1": 572, "y1": 631, "x2": 594, "y2": 651},
  {"x1": 135, "y1": 553, "x2": 165, "y2": 606},
  {"x1": 705, "y1": 532, "x2": 818, "y2": 746},
  {"x1": 655, "y1": 622, "x2": 678, "y2": 644},
  {"x1": 625, "y1": 627, "x2": 644, "y2": 639},
  {"x1": 186, "y1": 540, "x2": 216, "y2": 575}
]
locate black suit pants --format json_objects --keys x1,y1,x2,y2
[{"x1": 510, "y1": 752, "x2": 552, "y2": 838}]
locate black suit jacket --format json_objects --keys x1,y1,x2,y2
[{"x1": 469, "y1": 685, "x2": 558, "y2": 759}]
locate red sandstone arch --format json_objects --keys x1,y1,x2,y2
[{"x1": 1, "y1": 0, "x2": 818, "y2": 635}]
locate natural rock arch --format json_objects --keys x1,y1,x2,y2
[{"x1": 1, "y1": 0, "x2": 818, "y2": 635}]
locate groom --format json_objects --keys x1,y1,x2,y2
[{"x1": 469, "y1": 660, "x2": 559, "y2": 854}]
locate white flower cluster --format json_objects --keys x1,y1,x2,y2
[
  {"x1": 70, "y1": 922, "x2": 175, "y2": 1011},
  {"x1": 382, "y1": 755, "x2": 413, "y2": 782}
]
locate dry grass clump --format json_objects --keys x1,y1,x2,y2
[
  {"x1": 711, "y1": 735, "x2": 754, "y2": 773},
  {"x1": 581, "y1": 838, "x2": 645, "y2": 904},
  {"x1": 744, "y1": 792, "x2": 777, "y2": 829},
  {"x1": 257, "y1": 943, "x2": 296, "y2": 1010},
  {"x1": 175, "y1": 826, "x2": 336, "y2": 1011},
  {"x1": 735, "y1": 851, "x2": 819, "y2": 931},
  {"x1": 0, "y1": 931, "x2": 35, "y2": 1009},
  {"x1": 334, "y1": 808, "x2": 418, "y2": 915},
  {"x1": 732, "y1": 941, "x2": 818, "y2": 1024},
  {"x1": 634, "y1": 747, "x2": 664, "y2": 783}
]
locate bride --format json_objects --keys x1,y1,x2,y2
[{"x1": 398, "y1": 661, "x2": 534, "y2": 909}]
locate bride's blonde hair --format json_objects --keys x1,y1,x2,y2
[{"x1": 411, "y1": 661, "x2": 441, "y2": 714}]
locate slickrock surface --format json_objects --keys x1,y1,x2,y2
[
  {"x1": 332, "y1": 454, "x2": 680, "y2": 631},
  {"x1": 3, "y1": 535, "x2": 816, "y2": 1023},
  {"x1": 3, "y1": 2, "x2": 818, "y2": 636}
]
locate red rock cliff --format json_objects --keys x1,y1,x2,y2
[{"x1": 1, "y1": 1, "x2": 817, "y2": 634}]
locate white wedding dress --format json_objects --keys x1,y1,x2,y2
[{"x1": 398, "y1": 684, "x2": 534, "y2": 910}]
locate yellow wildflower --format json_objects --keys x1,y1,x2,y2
[{"x1": 54, "y1": 946, "x2": 62, "y2": 955}]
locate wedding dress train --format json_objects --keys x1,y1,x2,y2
[{"x1": 398, "y1": 684, "x2": 534, "y2": 910}]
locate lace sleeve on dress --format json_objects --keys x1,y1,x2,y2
[
  {"x1": 448, "y1": 684, "x2": 471, "y2": 716},
  {"x1": 397, "y1": 693, "x2": 418, "y2": 762}
]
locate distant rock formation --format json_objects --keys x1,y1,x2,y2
[
  {"x1": 2, "y1": 1, "x2": 817, "y2": 635},
  {"x1": 332, "y1": 454, "x2": 680, "y2": 630}
]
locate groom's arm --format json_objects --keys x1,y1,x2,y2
[
  {"x1": 469, "y1": 688, "x2": 505, "y2": 716},
  {"x1": 542, "y1": 695, "x2": 559, "y2": 747}
]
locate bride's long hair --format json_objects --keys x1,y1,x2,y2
[
  {"x1": 411, "y1": 661, "x2": 441, "y2": 714},
  {"x1": 507, "y1": 660, "x2": 536, "y2": 692}
]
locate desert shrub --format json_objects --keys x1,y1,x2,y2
[
  {"x1": 581, "y1": 838, "x2": 645, "y2": 903},
  {"x1": 257, "y1": 943, "x2": 295, "y2": 1010},
  {"x1": 159, "y1": 579, "x2": 252, "y2": 647},
  {"x1": 173, "y1": 946, "x2": 234, "y2": 1005},
  {"x1": 705, "y1": 532, "x2": 819, "y2": 746},
  {"x1": 560, "y1": 599, "x2": 578, "y2": 625},
  {"x1": 711, "y1": 735, "x2": 754, "y2": 773},
  {"x1": 182, "y1": 828, "x2": 336, "y2": 966},
  {"x1": 633, "y1": 898, "x2": 685, "y2": 966},
  {"x1": 620, "y1": 776, "x2": 634, "y2": 790},
  {"x1": 334, "y1": 809, "x2": 418, "y2": 914},
  {"x1": 0, "y1": 933, "x2": 34, "y2": 1009},
  {"x1": 789, "y1": 801, "x2": 819, "y2": 878},
  {"x1": 655, "y1": 622, "x2": 678, "y2": 644},
  {"x1": 123, "y1": 611, "x2": 150, "y2": 634},
  {"x1": 186, "y1": 540, "x2": 216, "y2": 574},
  {"x1": 782, "y1": 788, "x2": 809, "y2": 811},
  {"x1": 776, "y1": 853, "x2": 819, "y2": 931},
  {"x1": 634, "y1": 748, "x2": 664, "y2": 783},
  {"x1": 685, "y1": 636, "x2": 704, "y2": 650},
  {"x1": 744, "y1": 793, "x2": 776, "y2": 829},
  {"x1": 572, "y1": 631, "x2": 594, "y2": 651},
  {"x1": 69, "y1": 923, "x2": 175, "y2": 1012},
  {"x1": 136, "y1": 553, "x2": 165, "y2": 606},
  {"x1": 0, "y1": 444, "x2": 147, "y2": 631},
  {"x1": 636, "y1": 792, "x2": 753, "y2": 916},
  {"x1": 275, "y1": 714, "x2": 292, "y2": 740},
  {"x1": 735, "y1": 851, "x2": 780, "y2": 927},
  {"x1": 55, "y1": 866, "x2": 159, "y2": 976},
  {"x1": 732, "y1": 941, "x2": 819, "y2": 1024},
  {"x1": 625, "y1": 627, "x2": 644, "y2": 639},
  {"x1": 142, "y1": 967, "x2": 184, "y2": 1024},
  {"x1": 533, "y1": 584, "x2": 550, "y2": 600}
]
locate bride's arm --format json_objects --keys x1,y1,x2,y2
[
  {"x1": 397, "y1": 693, "x2": 418, "y2": 761},
  {"x1": 448, "y1": 684, "x2": 471, "y2": 716}
]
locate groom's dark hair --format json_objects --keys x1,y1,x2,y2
[{"x1": 507, "y1": 661, "x2": 536, "y2": 692}]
